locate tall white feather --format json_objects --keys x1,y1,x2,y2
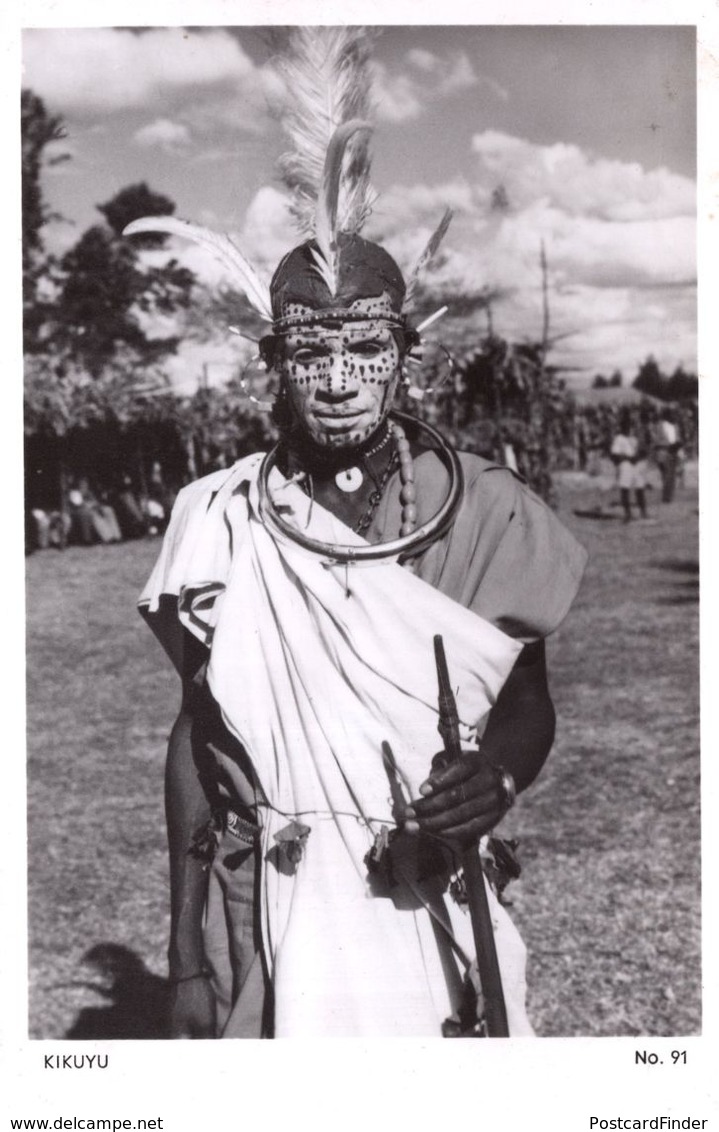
[
  {"x1": 275, "y1": 27, "x2": 377, "y2": 238},
  {"x1": 123, "y1": 216, "x2": 273, "y2": 322}
]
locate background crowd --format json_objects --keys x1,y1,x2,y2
[{"x1": 24, "y1": 378, "x2": 697, "y2": 554}]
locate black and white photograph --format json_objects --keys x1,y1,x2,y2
[{"x1": 7, "y1": 0, "x2": 714, "y2": 1125}]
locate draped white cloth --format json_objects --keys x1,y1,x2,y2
[{"x1": 141, "y1": 456, "x2": 534, "y2": 1036}]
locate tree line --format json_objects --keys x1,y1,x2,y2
[{"x1": 592, "y1": 358, "x2": 698, "y2": 401}]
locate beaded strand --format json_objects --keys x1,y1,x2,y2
[{"x1": 390, "y1": 420, "x2": 417, "y2": 537}]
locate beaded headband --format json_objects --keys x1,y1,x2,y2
[{"x1": 271, "y1": 308, "x2": 408, "y2": 334}]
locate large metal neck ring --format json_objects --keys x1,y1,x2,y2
[{"x1": 257, "y1": 411, "x2": 464, "y2": 564}]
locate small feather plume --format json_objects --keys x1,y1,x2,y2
[
  {"x1": 123, "y1": 216, "x2": 273, "y2": 322},
  {"x1": 274, "y1": 27, "x2": 377, "y2": 240},
  {"x1": 403, "y1": 209, "x2": 454, "y2": 312}
]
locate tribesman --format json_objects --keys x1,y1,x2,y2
[{"x1": 130, "y1": 28, "x2": 587, "y2": 1038}]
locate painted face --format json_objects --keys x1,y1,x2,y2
[{"x1": 278, "y1": 298, "x2": 402, "y2": 450}]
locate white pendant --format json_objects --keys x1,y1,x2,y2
[{"x1": 335, "y1": 466, "x2": 364, "y2": 493}]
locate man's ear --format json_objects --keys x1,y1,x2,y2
[{"x1": 259, "y1": 335, "x2": 279, "y2": 370}]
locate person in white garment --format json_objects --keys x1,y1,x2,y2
[
  {"x1": 130, "y1": 28, "x2": 587, "y2": 1039},
  {"x1": 611, "y1": 410, "x2": 650, "y2": 522}
]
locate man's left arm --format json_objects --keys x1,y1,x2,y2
[{"x1": 404, "y1": 640, "x2": 555, "y2": 846}]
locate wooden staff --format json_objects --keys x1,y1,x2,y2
[{"x1": 433, "y1": 634, "x2": 510, "y2": 1038}]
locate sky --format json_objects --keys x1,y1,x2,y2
[{"x1": 21, "y1": 24, "x2": 697, "y2": 392}]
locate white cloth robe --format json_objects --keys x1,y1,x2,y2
[{"x1": 141, "y1": 456, "x2": 534, "y2": 1037}]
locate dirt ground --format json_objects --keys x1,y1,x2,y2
[{"x1": 24, "y1": 467, "x2": 700, "y2": 1039}]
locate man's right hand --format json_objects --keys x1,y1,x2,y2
[{"x1": 168, "y1": 976, "x2": 216, "y2": 1038}]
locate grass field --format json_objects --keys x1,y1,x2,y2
[{"x1": 25, "y1": 472, "x2": 700, "y2": 1039}]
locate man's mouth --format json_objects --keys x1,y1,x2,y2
[{"x1": 314, "y1": 410, "x2": 366, "y2": 425}]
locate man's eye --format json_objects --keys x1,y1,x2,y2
[
  {"x1": 350, "y1": 341, "x2": 386, "y2": 358},
  {"x1": 291, "y1": 347, "x2": 327, "y2": 365}
]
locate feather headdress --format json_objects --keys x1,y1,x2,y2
[
  {"x1": 274, "y1": 27, "x2": 377, "y2": 238},
  {"x1": 123, "y1": 27, "x2": 452, "y2": 327},
  {"x1": 273, "y1": 27, "x2": 379, "y2": 299},
  {"x1": 273, "y1": 28, "x2": 453, "y2": 308}
]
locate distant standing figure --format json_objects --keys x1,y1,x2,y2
[
  {"x1": 611, "y1": 411, "x2": 648, "y2": 523},
  {"x1": 654, "y1": 408, "x2": 680, "y2": 504}
]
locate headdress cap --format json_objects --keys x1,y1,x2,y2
[{"x1": 270, "y1": 234, "x2": 406, "y2": 322}]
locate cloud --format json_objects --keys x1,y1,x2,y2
[
  {"x1": 22, "y1": 28, "x2": 260, "y2": 114},
  {"x1": 372, "y1": 66, "x2": 424, "y2": 123},
  {"x1": 470, "y1": 130, "x2": 695, "y2": 222},
  {"x1": 369, "y1": 130, "x2": 695, "y2": 373},
  {"x1": 451, "y1": 214, "x2": 696, "y2": 373},
  {"x1": 437, "y1": 53, "x2": 480, "y2": 97},
  {"x1": 367, "y1": 181, "x2": 476, "y2": 283},
  {"x1": 547, "y1": 284, "x2": 696, "y2": 377},
  {"x1": 405, "y1": 49, "x2": 437, "y2": 73},
  {"x1": 133, "y1": 118, "x2": 191, "y2": 152},
  {"x1": 426, "y1": 201, "x2": 695, "y2": 293},
  {"x1": 537, "y1": 210, "x2": 696, "y2": 289},
  {"x1": 190, "y1": 146, "x2": 253, "y2": 166},
  {"x1": 179, "y1": 89, "x2": 276, "y2": 139},
  {"x1": 404, "y1": 46, "x2": 478, "y2": 95},
  {"x1": 373, "y1": 130, "x2": 695, "y2": 291},
  {"x1": 238, "y1": 186, "x2": 297, "y2": 269},
  {"x1": 370, "y1": 180, "x2": 475, "y2": 236},
  {"x1": 373, "y1": 48, "x2": 482, "y2": 123}
]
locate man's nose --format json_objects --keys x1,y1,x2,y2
[{"x1": 316, "y1": 353, "x2": 359, "y2": 400}]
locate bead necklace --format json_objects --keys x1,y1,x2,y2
[
  {"x1": 335, "y1": 426, "x2": 392, "y2": 494},
  {"x1": 282, "y1": 420, "x2": 418, "y2": 538},
  {"x1": 354, "y1": 448, "x2": 398, "y2": 534},
  {"x1": 351, "y1": 420, "x2": 417, "y2": 537}
]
